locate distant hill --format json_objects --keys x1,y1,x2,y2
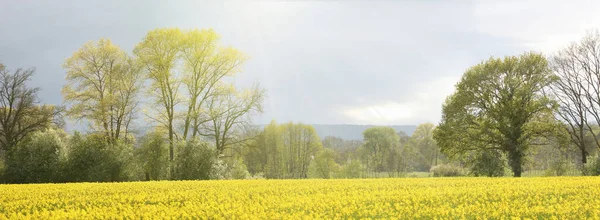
[{"x1": 311, "y1": 124, "x2": 417, "y2": 140}]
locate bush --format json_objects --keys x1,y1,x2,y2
[
  {"x1": 3, "y1": 129, "x2": 68, "y2": 183},
  {"x1": 135, "y1": 131, "x2": 169, "y2": 181},
  {"x1": 229, "y1": 159, "x2": 250, "y2": 180},
  {"x1": 334, "y1": 160, "x2": 365, "y2": 179},
  {"x1": 468, "y1": 150, "x2": 506, "y2": 177},
  {"x1": 174, "y1": 140, "x2": 215, "y2": 180},
  {"x1": 583, "y1": 154, "x2": 600, "y2": 176},
  {"x1": 63, "y1": 133, "x2": 134, "y2": 182},
  {"x1": 544, "y1": 158, "x2": 578, "y2": 176},
  {"x1": 308, "y1": 149, "x2": 340, "y2": 179},
  {"x1": 430, "y1": 164, "x2": 464, "y2": 177}
]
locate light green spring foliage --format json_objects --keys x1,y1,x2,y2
[
  {"x1": 308, "y1": 148, "x2": 340, "y2": 179},
  {"x1": 254, "y1": 121, "x2": 322, "y2": 179},
  {"x1": 410, "y1": 123, "x2": 443, "y2": 171},
  {"x1": 434, "y1": 52, "x2": 559, "y2": 177},
  {"x1": 134, "y1": 28, "x2": 183, "y2": 176},
  {"x1": 133, "y1": 28, "x2": 263, "y2": 166},
  {"x1": 180, "y1": 29, "x2": 249, "y2": 141},
  {"x1": 62, "y1": 39, "x2": 142, "y2": 144},
  {"x1": 360, "y1": 126, "x2": 400, "y2": 173}
]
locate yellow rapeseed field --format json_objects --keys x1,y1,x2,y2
[{"x1": 1, "y1": 177, "x2": 599, "y2": 219}]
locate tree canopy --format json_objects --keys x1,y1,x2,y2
[{"x1": 434, "y1": 52, "x2": 558, "y2": 177}]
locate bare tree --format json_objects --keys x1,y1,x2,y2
[
  {"x1": 0, "y1": 64, "x2": 62, "y2": 157},
  {"x1": 550, "y1": 30, "x2": 600, "y2": 164}
]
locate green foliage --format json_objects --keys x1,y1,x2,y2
[
  {"x1": 430, "y1": 164, "x2": 464, "y2": 177},
  {"x1": 174, "y1": 140, "x2": 215, "y2": 180},
  {"x1": 360, "y1": 126, "x2": 400, "y2": 172},
  {"x1": 322, "y1": 136, "x2": 362, "y2": 165},
  {"x1": 258, "y1": 121, "x2": 322, "y2": 179},
  {"x1": 334, "y1": 160, "x2": 365, "y2": 179},
  {"x1": 434, "y1": 52, "x2": 558, "y2": 177},
  {"x1": 63, "y1": 133, "x2": 134, "y2": 182},
  {"x1": 228, "y1": 159, "x2": 251, "y2": 180},
  {"x1": 544, "y1": 158, "x2": 578, "y2": 176},
  {"x1": 582, "y1": 154, "x2": 600, "y2": 176},
  {"x1": 62, "y1": 38, "x2": 142, "y2": 144},
  {"x1": 410, "y1": 123, "x2": 443, "y2": 172},
  {"x1": 308, "y1": 148, "x2": 340, "y2": 179},
  {"x1": 136, "y1": 130, "x2": 169, "y2": 180},
  {"x1": 3, "y1": 129, "x2": 68, "y2": 183},
  {"x1": 467, "y1": 150, "x2": 506, "y2": 177}
]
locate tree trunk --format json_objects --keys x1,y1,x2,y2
[
  {"x1": 169, "y1": 124, "x2": 174, "y2": 180},
  {"x1": 508, "y1": 149, "x2": 523, "y2": 177},
  {"x1": 582, "y1": 149, "x2": 588, "y2": 164}
]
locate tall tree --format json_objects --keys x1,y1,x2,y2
[
  {"x1": 433, "y1": 52, "x2": 558, "y2": 177},
  {"x1": 134, "y1": 28, "x2": 183, "y2": 178},
  {"x1": 63, "y1": 39, "x2": 142, "y2": 144},
  {"x1": 410, "y1": 123, "x2": 441, "y2": 171},
  {"x1": 549, "y1": 31, "x2": 600, "y2": 164},
  {"x1": 256, "y1": 121, "x2": 321, "y2": 179},
  {"x1": 203, "y1": 83, "x2": 264, "y2": 156},
  {"x1": 360, "y1": 126, "x2": 400, "y2": 173},
  {"x1": 180, "y1": 29, "x2": 248, "y2": 140},
  {"x1": 0, "y1": 64, "x2": 62, "y2": 157}
]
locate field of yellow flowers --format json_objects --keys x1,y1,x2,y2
[{"x1": 1, "y1": 177, "x2": 599, "y2": 219}]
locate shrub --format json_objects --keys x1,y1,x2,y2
[
  {"x1": 308, "y1": 149, "x2": 340, "y2": 179},
  {"x1": 229, "y1": 159, "x2": 250, "y2": 180},
  {"x1": 135, "y1": 131, "x2": 169, "y2": 181},
  {"x1": 583, "y1": 154, "x2": 600, "y2": 176},
  {"x1": 544, "y1": 158, "x2": 578, "y2": 176},
  {"x1": 3, "y1": 129, "x2": 68, "y2": 183},
  {"x1": 430, "y1": 164, "x2": 464, "y2": 177},
  {"x1": 468, "y1": 150, "x2": 506, "y2": 177},
  {"x1": 334, "y1": 160, "x2": 365, "y2": 179},
  {"x1": 63, "y1": 132, "x2": 134, "y2": 182},
  {"x1": 174, "y1": 140, "x2": 215, "y2": 180}
]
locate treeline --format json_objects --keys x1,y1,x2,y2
[
  {"x1": 2, "y1": 28, "x2": 600, "y2": 183},
  {"x1": 0, "y1": 28, "x2": 265, "y2": 183}
]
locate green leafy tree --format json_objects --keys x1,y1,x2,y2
[
  {"x1": 179, "y1": 29, "x2": 249, "y2": 141},
  {"x1": 360, "y1": 126, "x2": 400, "y2": 173},
  {"x1": 466, "y1": 150, "x2": 506, "y2": 177},
  {"x1": 335, "y1": 159, "x2": 365, "y2": 179},
  {"x1": 134, "y1": 28, "x2": 183, "y2": 179},
  {"x1": 410, "y1": 123, "x2": 442, "y2": 171},
  {"x1": 254, "y1": 121, "x2": 321, "y2": 179},
  {"x1": 308, "y1": 148, "x2": 340, "y2": 179},
  {"x1": 434, "y1": 52, "x2": 558, "y2": 177},
  {"x1": 63, "y1": 39, "x2": 142, "y2": 144}
]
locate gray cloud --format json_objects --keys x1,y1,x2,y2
[{"x1": 0, "y1": 0, "x2": 597, "y2": 129}]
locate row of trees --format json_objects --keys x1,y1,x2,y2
[
  {"x1": 61, "y1": 28, "x2": 264, "y2": 180},
  {"x1": 3, "y1": 28, "x2": 600, "y2": 183},
  {"x1": 0, "y1": 28, "x2": 265, "y2": 183}
]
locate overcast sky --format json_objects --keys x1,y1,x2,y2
[{"x1": 1, "y1": 0, "x2": 599, "y2": 128}]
